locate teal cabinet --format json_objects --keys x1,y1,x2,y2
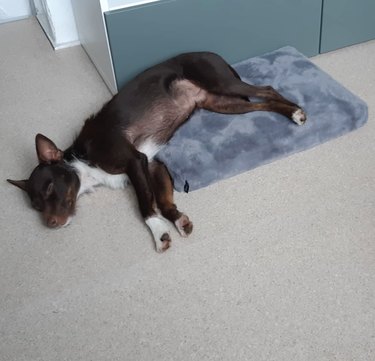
[
  {"x1": 320, "y1": 0, "x2": 375, "y2": 52},
  {"x1": 72, "y1": 0, "x2": 375, "y2": 93},
  {"x1": 105, "y1": 0, "x2": 322, "y2": 89}
]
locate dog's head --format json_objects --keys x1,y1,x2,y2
[{"x1": 7, "y1": 134, "x2": 80, "y2": 228}]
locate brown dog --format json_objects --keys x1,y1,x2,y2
[{"x1": 8, "y1": 52, "x2": 306, "y2": 252}]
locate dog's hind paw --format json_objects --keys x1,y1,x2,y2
[
  {"x1": 292, "y1": 108, "x2": 307, "y2": 125},
  {"x1": 175, "y1": 214, "x2": 193, "y2": 237}
]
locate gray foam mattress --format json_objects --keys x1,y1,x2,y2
[{"x1": 156, "y1": 46, "x2": 368, "y2": 192}]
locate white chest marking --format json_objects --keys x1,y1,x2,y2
[
  {"x1": 71, "y1": 159, "x2": 129, "y2": 196},
  {"x1": 137, "y1": 138, "x2": 163, "y2": 161}
]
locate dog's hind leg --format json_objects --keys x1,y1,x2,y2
[
  {"x1": 225, "y1": 81, "x2": 300, "y2": 107},
  {"x1": 149, "y1": 160, "x2": 193, "y2": 237},
  {"x1": 198, "y1": 93, "x2": 306, "y2": 125},
  {"x1": 182, "y1": 52, "x2": 302, "y2": 110},
  {"x1": 210, "y1": 69, "x2": 306, "y2": 120}
]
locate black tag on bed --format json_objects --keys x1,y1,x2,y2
[{"x1": 184, "y1": 181, "x2": 190, "y2": 193}]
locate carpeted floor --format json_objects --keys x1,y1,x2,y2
[{"x1": 1, "y1": 18, "x2": 374, "y2": 361}]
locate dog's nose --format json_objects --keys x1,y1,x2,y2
[{"x1": 47, "y1": 216, "x2": 58, "y2": 228}]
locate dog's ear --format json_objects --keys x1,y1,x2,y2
[
  {"x1": 7, "y1": 179, "x2": 28, "y2": 192},
  {"x1": 35, "y1": 133, "x2": 64, "y2": 164}
]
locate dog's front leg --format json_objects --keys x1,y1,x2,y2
[{"x1": 127, "y1": 152, "x2": 171, "y2": 252}]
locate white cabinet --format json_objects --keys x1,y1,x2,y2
[{"x1": 72, "y1": 0, "x2": 162, "y2": 94}]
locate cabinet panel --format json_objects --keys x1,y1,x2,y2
[
  {"x1": 321, "y1": 0, "x2": 375, "y2": 53},
  {"x1": 105, "y1": 0, "x2": 322, "y2": 89}
]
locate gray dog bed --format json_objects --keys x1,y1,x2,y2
[{"x1": 156, "y1": 46, "x2": 368, "y2": 192}]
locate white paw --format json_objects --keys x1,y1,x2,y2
[
  {"x1": 292, "y1": 109, "x2": 307, "y2": 125},
  {"x1": 145, "y1": 216, "x2": 171, "y2": 252}
]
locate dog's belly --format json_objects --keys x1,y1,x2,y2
[{"x1": 125, "y1": 79, "x2": 207, "y2": 157}]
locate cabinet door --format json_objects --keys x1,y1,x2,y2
[
  {"x1": 320, "y1": 0, "x2": 375, "y2": 53},
  {"x1": 105, "y1": 0, "x2": 322, "y2": 90}
]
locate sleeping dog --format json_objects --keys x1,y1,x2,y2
[{"x1": 8, "y1": 52, "x2": 306, "y2": 252}]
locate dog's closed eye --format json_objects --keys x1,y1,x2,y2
[
  {"x1": 32, "y1": 200, "x2": 43, "y2": 212},
  {"x1": 45, "y1": 182, "x2": 54, "y2": 198}
]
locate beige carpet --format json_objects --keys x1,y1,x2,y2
[{"x1": 1, "y1": 18, "x2": 374, "y2": 361}]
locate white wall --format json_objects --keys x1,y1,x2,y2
[
  {"x1": 0, "y1": 0, "x2": 32, "y2": 23},
  {"x1": 34, "y1": 0, "x2": 79, "y2": 49}
]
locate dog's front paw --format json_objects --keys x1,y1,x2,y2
[
  {"x1": 175, "y1": 214, "x2": 193, "y2": 237},
  {"x1": 145, "y1": 216, "x2": 171, "y2": 252},
  {"x1": 292, "y1": 108, "x2": 307, "y2": 125},
  {"x1": 157, "y1": 232, "x2": 171, "y2": 253}
]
